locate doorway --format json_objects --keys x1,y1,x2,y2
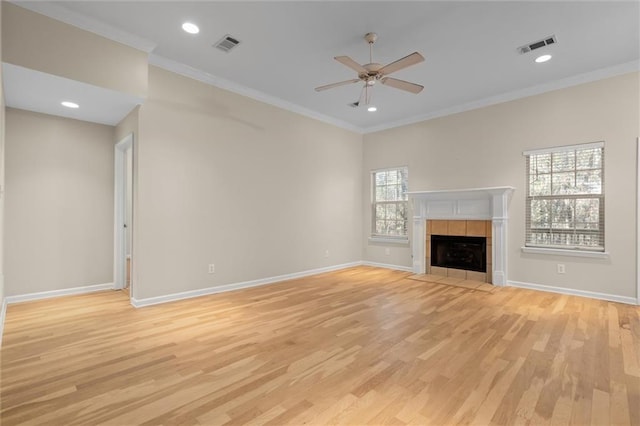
[{"x1": 114, "y1": 134, "x2": 133, "y2": 296}]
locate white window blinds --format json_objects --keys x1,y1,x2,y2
[
  {"x1": 372, "y1": 167, "x2": 409, "y2": 238},
  {"x1": 524, "y1": 142, "x2": 604, "y2": 251}
]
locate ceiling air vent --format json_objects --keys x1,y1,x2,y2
[
  {"x1": 518, "y1": 35, "x2": 557, "y2": 54},
  {"x1": 214, "y1": 34, "x2": 241, "y2": 53}
]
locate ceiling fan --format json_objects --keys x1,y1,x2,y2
[{"x1": 315, "y1": 32, "x2": 425, "y2": 106}]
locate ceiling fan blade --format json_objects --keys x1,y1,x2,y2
[
  {"x1": 334, "y1": 56, "x2": 368, "y2": 74},
  {"x1": 315, "y1": 79, "x2": 361, "y2": 92},
  {"x1": 381, "y1": 77, "x2": 424, "y2": 94},
  {"x1": 379, "y1": 52, "x2": 425, "y2": 76}
]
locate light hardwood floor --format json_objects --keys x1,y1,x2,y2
[{"x1": 1, "y1": 266, "x2": 639, "y2": 425}]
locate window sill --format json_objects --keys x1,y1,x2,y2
[
  {"x1": 369, "y1": 236, "x2": 409, "y2": 246},
  {"x1": 521, "y1": 246, "x2": 609, "y2": 259}
]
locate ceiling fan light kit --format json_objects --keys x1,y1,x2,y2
[{"x1": 315, "y1": 32, "x2": 425, "y2": 108}]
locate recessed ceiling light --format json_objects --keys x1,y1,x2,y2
[
  {"x1": 182, "y1": 22, "x2": 199, "y2": 34},
  {"x1": 367, "y1": 106, "x2": 377, "y2": 112},
  {"x1": 61, "y1": 101, "x2": 79, "y2": 109},
  {"x1": 535, "y1": 54, "x2": 552, "y2": 63}
]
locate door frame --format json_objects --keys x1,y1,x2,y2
[{"x1": 114, "y1": 133, "x2": 133, "y2": 291}]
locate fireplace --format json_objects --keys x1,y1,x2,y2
[
  {"x1": 431, "y1": 235, "x2": 487, "y2": 273},
  {"x1": 407, "y1": 187, "x2": 514, "y2": 286},
  {"x1": 426, "y1": 220, "x2": 492, "y2": 282}
]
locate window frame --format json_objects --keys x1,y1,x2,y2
[
  {"x1": 523, "y1": 142, "x2": 605, "y2": 254},
  {"x1": 370, "y1": 166, "x2": 409, "y2": 242}
]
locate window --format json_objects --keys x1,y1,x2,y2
[
  {"x1": 524, "y1": 142, "x2": 604, "y2": 251},
  {"x1": 372, "y1": 167, "x2": 408, "y2": 239}
]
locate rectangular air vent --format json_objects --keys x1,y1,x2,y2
[
  {"x1": 518, "y1": 35, "x2": 557, "y2": 54},
  {"x1": 214, "y1": 35, "x2": 241, "y2": 53}
]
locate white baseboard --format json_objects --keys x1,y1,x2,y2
[
  {"x1": 508, "y1": 280, "x2": 638, "y2": 306},
  {"x1": 5, "y1": 282, "x2": 115, "y2": 305},
  {"x1": 131, "y1": 261, "x2": 363, "y2": 308},
  {"x1": 362, "y1": 261, "x2": 414, "y2": 273},
  {"x1": 0, "y1": 297, "x2": 7, "y2": 348}
]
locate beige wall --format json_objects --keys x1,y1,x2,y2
[
  {"x1": 363, "y1": 72, "x2": 639, "y2": 299},
  {"x1": 4, "y1": 109, "x2": 115, "y2": 296},
  {"x1": 0, "y1": 0, "x2": 5, "y2": 310},
  {"x1": 1, "y1": 1, "x2": 635, "y2": 305},
  {"x1": 1, "y1": 3, "x2": 148, "y2": 98},
  {"x1": 134, "y1": 67, "x2": 362, "y2": 300}
]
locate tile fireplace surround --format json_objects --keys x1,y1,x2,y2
[
  {"x1": 426, "y1": 220, "x2": 492, "y2": 283},
  {"x1": 407, "y1": 187, "x2": 515, "y2": 286}
]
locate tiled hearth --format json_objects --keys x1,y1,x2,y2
[{"x1": 426, "y1": 219, "x2": 492, "y2": 283}]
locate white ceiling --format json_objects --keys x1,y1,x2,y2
[
  {"x1": 2, "y1": 63, "x2": 143, "y2": 125},
  {"x1": 9, "y1": 1, "x2": 640, "y2": 132}
]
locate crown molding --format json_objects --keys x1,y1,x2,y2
[
  {"x1": 363, "y1": 60, "x2": 640, "y2": 134},
  {"x1": 8, "y1": 1, "x2": 157, "y2": 53},
  {"x1": 8, "y1": 1, "x2": 637, "y2": 135},
  {"x1": 148, "y1": 54, "x2": 364, "y2": 134}
]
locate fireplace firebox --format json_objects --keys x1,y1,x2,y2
[{"x1": 431, "y1": 235, "x2": 487, "y2": 273}]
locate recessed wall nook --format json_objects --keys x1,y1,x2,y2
[{"x1": 408, "y1": 187, "x2": 514, "y2": 286}]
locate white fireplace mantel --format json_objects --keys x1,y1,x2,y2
[{"x1": 407, "y1": 186, "x2": 515, "y2": 286}]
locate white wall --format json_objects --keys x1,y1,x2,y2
[
  {"x1": 363, "y1": 72, "x2": 639, "y2": 300},
  {"x1": 4, "y1": 109, "x2": 115, "y2": 296},
  {"x1": 133, "y1": 66, "x2": 363, "y2": 300}
]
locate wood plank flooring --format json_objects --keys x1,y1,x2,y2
[{"x1": 1, "y1": 266, "x2": 639, "y2": 425}]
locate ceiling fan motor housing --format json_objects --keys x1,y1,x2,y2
[
  {"x1": 364, "y1": 32, "x2": 378, "y2": 44},
  {"x1": 361, "y1": 63, "x2": 383, "y2": 81}
]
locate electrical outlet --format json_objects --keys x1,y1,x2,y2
[
  {"x1": 385, "y1": 248, "x2": 391, "y2": 256},
  {"x1": 208, "y1": 264, "x2": 215, "y2": 274},
  {"x1": 557, "y1": 264, "x2": 565, "y2": 274},
  {"x1": 324, "y1": 250, "x2": 329, "y2": 258}
]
